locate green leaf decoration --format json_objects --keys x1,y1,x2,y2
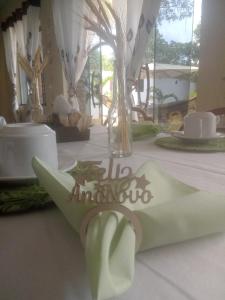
[
  {"x1": 132, "y1": 123, "x2": 161, "y2": 140},
  {"x1": 155, "y1": 136, "x2": 225, "y2": 152},
  {"x1": 0, "y1": 184, "x2": 54, "y2": 215}
]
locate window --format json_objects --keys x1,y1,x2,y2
[
  {"x1": 135, "y1": 0, "x2": 202, "y2": 128},
  {"x1": 17, "y1": 64, "x2": 28, "y2": 106},
  {"x1": 17, "y1": 52, "x2": 46, "y2": 110}
]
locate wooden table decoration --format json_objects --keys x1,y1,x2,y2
[{"x1": 18, "y1": 47, "x2": 48, "y2": 123}]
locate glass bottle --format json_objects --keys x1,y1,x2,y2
[{"x1": 108, "y1": 63, "x2": 132, "y2": 157}]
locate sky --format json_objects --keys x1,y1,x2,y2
[{"x1": 102, "y1": 0, "x2": 202, "y2": 57}]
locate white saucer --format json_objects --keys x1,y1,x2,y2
[
  {"x1": 0, "y1": 160, "x2": 76, "y2": 184},
  {"x1": 172, "y1": 131, "x2": 225, "y2": 143},
  {"x1": 0, "y1": 176, "x2": 37, "y2": 184}
]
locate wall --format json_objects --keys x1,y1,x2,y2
[
  {"x1": 40, "y1": 0, "x2": 65, "y2": 117},
  {"x1": 132, "y1": 77, "x2": 196, "y2": 105},
  {"x1": 197, "y1": 0, "x2": 225, "y2": 111},
  {"x1": 0, "y1": 0, "x2": 23, "y2": 20}
]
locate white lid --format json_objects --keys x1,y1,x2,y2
[{"x1": 0, "y1": 123, "x2": 55, "y2": 137}]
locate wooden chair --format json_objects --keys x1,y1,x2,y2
[
  {"x1": 131, "y1": 106, "x2": 153, "y2": 122},
  {"x1": 209, "y1": 107, "x2": 225, "y2": 116},
  {"x1": 209, "y1": 107, "x2": 225, "y2": 132}
]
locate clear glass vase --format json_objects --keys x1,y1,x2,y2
[
  {"x1": 31, "y1": 79, "x2": 44, "y2": 123},
  {"x1": 108, "y1": 64, "x2": 132, "y2": 158}
]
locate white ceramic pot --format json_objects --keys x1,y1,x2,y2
[
  {"x1": 0, "y1": 117, "x2": 6, "y2": 128},
  {"x1": 184, "y1": 112, "x2": 217, "y2": 138},
  {"x1": 0, "y1": 123, "x2": 58, "y2": 178}
]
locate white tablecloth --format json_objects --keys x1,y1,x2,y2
[{"x1": 1, "y1": 126, "x2": 225, "y2": 300}]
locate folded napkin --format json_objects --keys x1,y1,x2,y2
[{"x1": 32, "y1": 157, "x2": 225, "y2": 300}]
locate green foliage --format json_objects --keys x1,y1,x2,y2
[
  {"x1": 158, "y1": 0, "x2": 194, "y2": 23},
  {"x1": 145, "y1": 24, "x2": 200, "y2": 67},
  {"x1": 132, "y1": 123, "x2": 161, "y2": 140},
  {"x1": 102, "y1": 75, "x2": 113, "y2": 86},
  {"x1": 102, "y1": 55, "x2": 113, "y2": 71},
  {"x1": 0, "y1": 184, "x2": 53, "y2": 214},
  {"x1": 89, "y1": 48, "x2": 101, "y2": 72},
  {"x1": 89, "y1": 45, "x2": 113, "y2": 73},
  {"x1": 189, "y1": 90, "x2": 197, "y2": 99},
  {"x1": 155, "y1": 38, "x2": 192, "y2": 66},
  {"x1": 144, "y1": 0, "x2": 199, "y2": 67}
]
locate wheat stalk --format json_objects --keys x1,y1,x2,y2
[
  {"x1": 17, "y1": 48, "x2": 49, "y2": 122},
  {"x1": 17, "y1": 53, "x2": 33, "y2": 80}
]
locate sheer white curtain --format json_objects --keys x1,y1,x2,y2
[
  {"x1": 13, "y1": 5, "x2": 41, "y2": 72},
  {"x1": 13, "y1": 5, "x2": 40, "y2": 61},
  {"x1": 14, "y1": 10, "x2": 26, "y2": 56},
  {"x1": 2, "y1": 2, "x2": 41, "y2": 119},
  {"x1": 26, "y1": 5, "x2": 41, "y2": 64},
  {"x1": 112, "y1": 0, "x2": 162, "y2": 85},
  {"x1": 52, "y1": 0, "x2": 92, "y2": 111},
  {"x1": 14, "y1": 10, "x2": 28, "y2": 105},
  {"x1": 2, "y1": 25, "x2": 18, "y2": 118},
  {"x1": 18, "y1": 3, "x2": 44, "y2": 122}
]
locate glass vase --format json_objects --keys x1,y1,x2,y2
[
  {"x1": 31, "y1": 78, "x2": 44, "y2": 122},
  {"x1": 108, "y1": 64, "x2": 132, "y2": 158}
]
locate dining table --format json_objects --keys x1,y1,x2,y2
[{"x1": 1, "y1": 125, "x2": 225, "y2": 300}]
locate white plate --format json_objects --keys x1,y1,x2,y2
[
  {"x1": 0, "y1": 160, "x2": 76, "y2": 184},
  {"x1": 172, "y1": 131, "x2": 225, "y2": 143}
]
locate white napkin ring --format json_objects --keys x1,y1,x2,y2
[{"x1": 80, "y1": 204, "x2": 143, "y2": 251}]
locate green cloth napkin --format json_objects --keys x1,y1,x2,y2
[{"x1": 32, "y1": 157, "x2": 225, "y2": 300}]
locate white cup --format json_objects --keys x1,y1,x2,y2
[
  {"x1": 0, "y1": 123, "x2": 58, "y2": 178},
  {"x1": 0, "y1": 117, "x2": 6, "y2": 128},
  {"x1": 184, "y1": 112, "x2": 217, "y2": 138}
]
